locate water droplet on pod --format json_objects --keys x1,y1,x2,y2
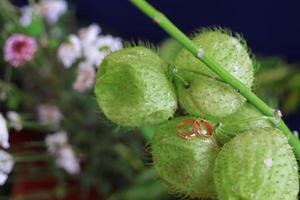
[
  {"x1": 293, "y1": 130, "x2": 299, "y2": 138},
  {"x1": 196, "y1": 48, "x2": 205, "y2": 58},
  {"x1": 263, "y1": 158, "x2": 273, "y2": 168}
]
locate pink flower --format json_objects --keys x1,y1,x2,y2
[
  {"x1": 3, "y1": 34, "x2": 37, "y2": 67},
  {"x1": 37, "y1": 104, "x2": 62, "y2": 128},
  {"x1": 73, "y1": 61, "x2": 96, "y2": 92}
]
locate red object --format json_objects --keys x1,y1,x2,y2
[{"x1": 9, "y1": 130, "x2": 104, "y2": 200}]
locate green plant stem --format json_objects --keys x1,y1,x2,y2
[
  {"x1": 129, "y1": 0, "x2": 300, "y2": 159},
  {"x1": 14, "y1": 141, "x2": 45, "y2": 148},
  {"x1": 140, "y1": 126, "x2": 154, "y2": 141},
  {"x1": 14, "y1": 154, "x2": 51, "y2": 163},
  {"x1": 21, "y1": 120, "x2": 53, "y2": 132},
  {"x1": 4, "y1": 67, "x2": 12, "y2": 83},
  {"x1": 176, "y1": 68, "x2": 224, "y2": 83},
  {"x1": 28, "y1": 0, "x2": 36, "y2": 6}
]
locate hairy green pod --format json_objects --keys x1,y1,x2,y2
[
  {"x1": 214, "y1": 103, "x2": 273, "y2": 145},
  {"x1": 214, "y1": 128, "x2": 299, "y2": 200},
  {"x1": 175, "y1": 29, "x2": 254, "y2": 119},
  {"x1": 151, "y1": 117, "x2": 220, "y2": 198},
  {"x1": 159, "y1": 38, "x2": 182, "y2": 65},
  {"x1": 94, "y1": 47, "x2": 177, "y2": 127}
]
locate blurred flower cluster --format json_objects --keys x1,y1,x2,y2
[
  {"x1": 57, "y1": 24, "x2": 122, "y2": 92},
  {"x1": 0, "y1": 0, "x2": 159, "y2": 199},
  {"x1": 21, "y1": 0, "x2": 67, "y2": 25}
]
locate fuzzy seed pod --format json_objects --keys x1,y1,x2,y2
[
  {"x1": 214, "y1": 128, "x2": 299, "y2": 200},
  {"x1": 94, "y1": 46, "x2": 177, "y2": 127},
  {"x1": 175, "y1": 29, "x2": 254, "y2": 119},
  {"x1": 151, "y1": 117, "x2": 220, "y2": 199},
  {"x1": 159, "y1": 38, "x2": 182, "y2": 65},
  {"x1": 214, "y1": 104, "x2": 273, "y2": 145}
]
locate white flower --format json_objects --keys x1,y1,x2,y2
[
  {"x1": 73, "y1": 61, "x2": 96, "y2": 92},
  {"x1": 79, "y1": 24, "x2": 101, "y2": 47},
  {"x1": 6, "y1": 111, "x2": 22, "y2": 131},
  {"x1": 96, "y1": 35, "x2": 123, "y2": 52},
  {"x1": 0, "y1": 114, "x2": 9, "y2": 149},
  {"x1": 45, "y1": 131, "x2": 68, "y2": 154},
  {"x1": 20, "y1": 6, "x2": 33, "y2": 27},
  {"x1": 45, "y1": 131, "x2": 80, "y2": 174},
  {"x1": 37, "y1": 0, "x2": 67, "y2": 24},
  {"x1": 82, "y1": 45, "x2": 106, "y2": 67},
  {"x1": 56, "y1": 146, "x2": 80, "y2": 174},
  {"x1": 58, "y1": 34, "x2": 81, "y2": 68},
  {"x1": 20, "y1": 0, "x2": 67, "y2": 26},
  {"x1": 83, "y1": 35, "x2": 122, "y2": 67},
  {"x1": 0, "y1": 150, "x2": 14, "y2": 185},
  {"x1": 37, "y1": 104, "x2": 63, "y2": 128}
]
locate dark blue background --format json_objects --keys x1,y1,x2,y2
[
  {"x1": 78, "y1": 0, "x2": 300, "y2": 62},
  {"x1": 12, "y1": 0, "x2": 300, "y2": 130},
  {"x1": 11, "y1": 0, "x2": 300, "y2": 61}
]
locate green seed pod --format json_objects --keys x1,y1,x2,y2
[
  {"x1": 159, "y1": 38, "x2": 182, "y2": 65},
  {"x1": 94, "y1": 46, "x2": 177, "y2": 127},
  {"x1": 151, "y1": 117, "x2": 220, "y2": 198},
  {"x1": 214, "y1": 103, "x2": 273, "y2": 145},
  {"x1": 174, "y1": 29, "x2": 254, "y2": 119},
  {"x1": 214, "y1": 128, "x2": 299, "y2": 200}
]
